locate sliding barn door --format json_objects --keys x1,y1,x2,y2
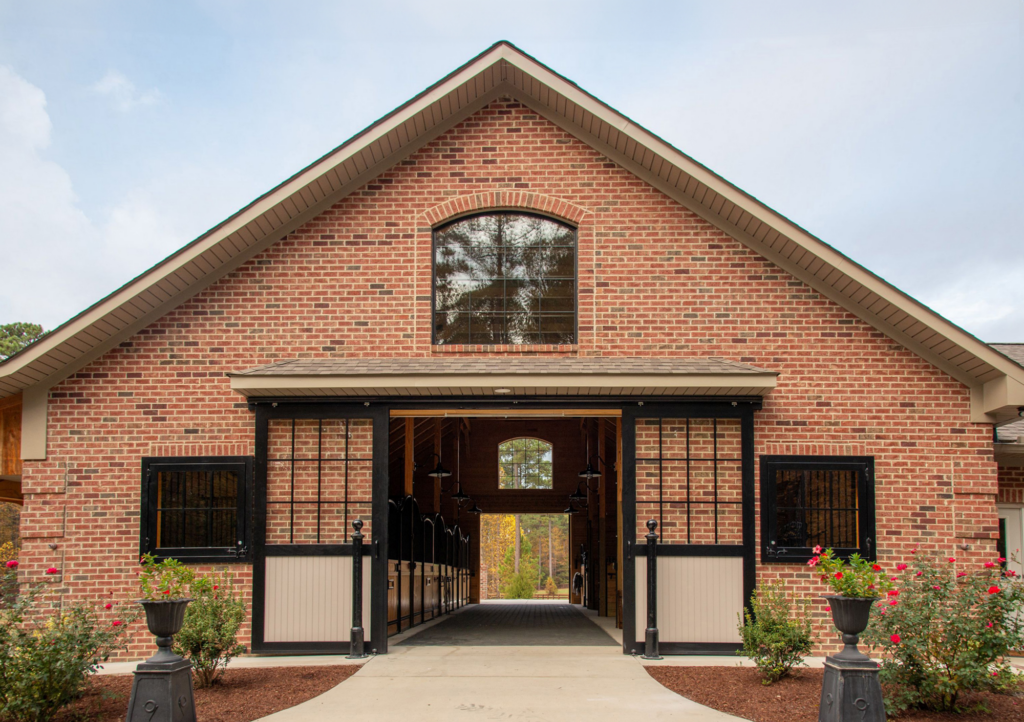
[
  {"x1": 622, "y1": 403, "x2": 755, "y2": 654},
  {"x1": 252, "y1": 405, "x2": 388, "y2": 654}
]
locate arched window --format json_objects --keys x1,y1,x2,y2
[
  {"x1": 433, "y1": 212, "x2": 576, "y2": 345},
  {"x1": 498, "y1": 438, "x2": 553, "y2": 490}
]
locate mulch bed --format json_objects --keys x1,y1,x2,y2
[
  {"x1": 58, "y1": 665, "x2": 360, "y2": 722},
  {"x1": 646, "y1": 666, "x2": 1024, "y2": 722}
]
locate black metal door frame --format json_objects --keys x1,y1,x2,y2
[
  {"x1": 251, "y1": 402, "x2": 390, "y2": 655},
  {"x1": 249, "y1": 395, "x2": 758, "y2": 656},
  {"x1": 621, "y1": 401, "x2": 758, "y2": 656}
]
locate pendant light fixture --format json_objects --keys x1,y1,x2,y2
[
  {"x1": 578, "y1": 432, "x2": 601, "y2": 479},
  {"x1": 449, "y1": 427, "x2": 472, "y2": 505},
  {"x1": 427, "y1": 452, "x2": 451, "y2": 478}
]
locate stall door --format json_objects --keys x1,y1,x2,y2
[
  {"x1": 999, "y1": 506, "x2": 1024, "y2": 577},
  {"x1": 623, "y1": 404, "x2": 755, "y2": 654},
  {"x1": 252, "y1": 406, "x2": 387, "y2": 654}
]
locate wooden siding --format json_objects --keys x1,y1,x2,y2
[{"x1": 0, "y1": 394, "x2": 22, "y2": 480}]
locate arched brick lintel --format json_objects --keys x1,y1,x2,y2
[{"x1": 422, "y1": 191, "x2": 589, "y2": 227}]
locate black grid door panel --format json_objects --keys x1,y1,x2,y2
[
  {"x1": 266, "y1": 417, "x2": 374, "y2": 544},
  {"x1": 635, "y1": 418, "x2": 743, "y2": 544}
]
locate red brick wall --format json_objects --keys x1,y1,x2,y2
[
  {"x1": 17, "y1": 98, "x2": 997, "y2": 657},
  {"x1": 998, "y1": 464, "x2": 1024, "y2": 504}
]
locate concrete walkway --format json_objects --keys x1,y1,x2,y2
[
  {"x1": 253, "y1": 602, "x2": 741, "y2": 722},
  {"x1": 258, "y1": 643, "x2": 742, "y2": 722}
]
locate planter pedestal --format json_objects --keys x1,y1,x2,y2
[
  {"x1": 818, "y1": 596, "x2": 884, "y2": 722},
  {"x1": 126, "y1": 600, "x2": 196, "y2": 722}
]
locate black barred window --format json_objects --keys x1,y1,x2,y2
[
  {"x1": 141, "y1": 457, "x2": 252, "y2": 562},
  {"x1": 433, "y1": 213, "x2": 576, "y2": 345},
  {"x1": 761, "y1": 456, "x2": 875, "y2": 562}
]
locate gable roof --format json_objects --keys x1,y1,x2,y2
[
  {"x1": 1, "y1": 41, "x2": 1022, "y2": 422},
  {"x1": 992, "y1": 345, "x2": 1024, "y2": 440}
]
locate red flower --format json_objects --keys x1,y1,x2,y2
[
  {"x1": 916, "y1": 571, "x2": 924, "y2": 577},
  {"x1": 213, "y1": 585, "x2": 219, "y2": 590},
  {"x1": 988, "y1": 586, "x2": 1001, "y2": 594},
  {"x1": 887, "y1": 590, "x2": 899, "y2": 596},
  {"x1": 813, "y1": 545, "x2": 823, "y2": 554},
  {"x1": 932, "y1": 585, "x2": 941, "y2": 590},
  {"x1": 1007, "y1": 570, "x2": 1018, "y2": 578},
  {"x1": 896, "y1": 563, "x2": 908, "y2": 571},
  {"x1": 807, "y1": 557, "x2": 819, "y2": 567},
  {"x1": 987, "y1": 622, "x2": 995, "y2": 628},
  {"x1": 889, "y1": 599, "x2": 898, "y2": 606},
  {"x1": 985, "y1": 562, "x2": 996, "y2": 569},
  {"x1": 824, "y1": 606, "x2": 831, "y2": 612},
  {"x1": 890, "y1": 634, "x2": 901, "y2": 644},
  {"x1": 834, "y1": 572, "x2": 843, "y2": 580},
  {"x1": 45, "y1": 567, "x2": 58, "y2": 575},
  {"x1": 956, "y1": 572, "x2": 967, "y2": 578},
  {"x1": 997, "y1": 557, "x2": 1006, "y2": 563},
  {"x1": 890, "y1": 576, "x2": 898, "y2": 582},
  {"x1": 162, "y1": 590, "x2": 170, "y2": 595},
  {"x1": 104, "y1": 603, "x2": 112, "y2": 610},
  {"x1": 872, "y1": 564, "x2": 882, "y2": 572},
  {"x1": 948, "y1": 557, "x2": 956, "y2": 563},
  {"x1": 4, "y1": 560, "x2": 17, "y2": 569},
  {"x1": 112, "y1": 620, "x2": 123, "y2": 627}
]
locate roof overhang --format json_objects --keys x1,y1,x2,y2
[
  {"x1": 228, "y1": 358, "x2": 778, "y2": 399},
  {"x1": 2, "y1": 41, "x2": 1023, "y2": 423},
  {"x1": 996, "y1": 441, "x2": 1024, "y2": 467}
]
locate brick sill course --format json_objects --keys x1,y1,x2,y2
[{"x1": 430, "y1": 344, "x2": 578, "y2": 355}]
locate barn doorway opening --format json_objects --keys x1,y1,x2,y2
[
  {"x1": 478, "y1": 513, "x2": 569, "y2": 601},
  {"x1": 386, "y1": 411, "x2": 622, "y2": 646}
]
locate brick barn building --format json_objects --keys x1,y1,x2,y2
[{"x1": 1, "y1": 42, "x2": 1022, "y2": 658}]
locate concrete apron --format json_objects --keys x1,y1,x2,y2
[{"x1": 256, "y1": 644, "x2": 744, "y2": 722}]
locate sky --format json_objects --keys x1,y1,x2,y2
[{"x1": 0, "y1": 0, "x2": 1021, "y2": 342}]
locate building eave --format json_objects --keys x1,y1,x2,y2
[{"x1": 1, "y1": 41, "x2": 1020, "y2": 424}]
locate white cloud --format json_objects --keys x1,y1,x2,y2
[
  {"x1": 91, "y1": 70, "x2": 161, "y2": 112},
  {"x1": 918, "y1": 264, "x2": 1024, "y2": 343},
  {"x1": 0, "y1": 67, "x2": 243, "y2": 331}
]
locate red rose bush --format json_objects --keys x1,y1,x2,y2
[{"x1": 863, "y1": 551, "x2": 1024, "y2": 713}]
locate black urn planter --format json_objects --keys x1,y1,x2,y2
[
  {"x1": 818, "y1": 595, "x2": 884, "y2": 722},
  {"x1": 823, "y1": 594, "x2": 874, "y2": 662},
  {"x1": 126, "y1": 599, "x2": 196, "y2": 722},
  {"x1": 140, "y1": 599, "x2": 192, "y2": 656}
]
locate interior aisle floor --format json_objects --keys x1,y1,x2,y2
[{"x1": 398, "y1": 602, "x2": 615, "y2": 647}]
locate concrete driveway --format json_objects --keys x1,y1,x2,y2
[{"x1": 256, "y1": 603, "x2": 742, "y2": 722}]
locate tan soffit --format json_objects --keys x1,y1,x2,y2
[
  {"x1": 1, "y1": 42, "x2": 1022, "y2": 423},
  {"x1": 227, "y1": 358, "x2": 777, "y2": 399}
]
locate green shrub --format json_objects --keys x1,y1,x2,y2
[
  {"x1": 501, "y1": 571, "x2": 535, "y2": 599},
  {"x1": 738, "y1": 580, "x2": 813, "y2": 684},
  {"x1": 138, "y1": 552, "x2": 195, "y2": 599},
  {"x1": 173, "y1": 573, "x2": 247, "y2": 688},
  {"x1": 544, "y1": 576, "x2": 559, "y2": 598},
  {"x1": 1, "y1": 542, "x2": 18, "y2": 607},
  {"x1": 0, "y1": 562, "x2": 136, "y2": 722},
  {"x1": 864, "y1": 551, "x2": 1024, "y2": 714}
]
